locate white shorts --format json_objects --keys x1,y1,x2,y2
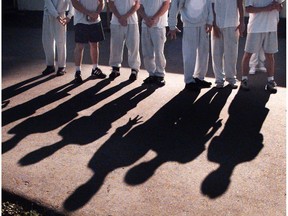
[{"x1": 244, "y1": 32, "x2": 278, "y2": 54}]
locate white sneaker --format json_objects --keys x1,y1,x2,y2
[
  {"x1": 258, "y1": 66, "x2": 267, "y2": 72},
  {"x1": 249, "y1": 67, "x2": 256, "y2": 75}
]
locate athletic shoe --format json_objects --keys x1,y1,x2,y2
[
  {"x1": 265, "y1": 80, "x2": 277, "y2": 94},
  {"x1": 109, "y1": 70, "x2": 120, "y2": 80},
  {"x1": 56, "y1": 67, "x2": 66, "y2": 76},
  {"x1": 185, "y1": 82, "x2": 200, "y2": 91},
  {"x1": 240, "y1": 79, "x2": 249, "y2": 91},
  {"x1": 42, "y1": 66, "x2": 55, "y2": 75},
  {"x1": 258, "y1": 66, "x2": 267, "y2": 72},
  {"x1": 228, "y1": 83, "x2": 238, "y2": 89},
  {"x1": 194, "y1": 78, "x2": 211, "y2": 88},
  {"x1": 215, "y1": 83, "x2": 224, "y2": 89},
  {"x1": 91, "y1": 67, "x2": 106, "y2": 79},
  {"x1": 129, "y1": 69, "x2": 138, "y2": 81},
  {"x1": 74, "y1": 71, "x2": 83, "y2": 83},
  {"x1": 143, "y1": 76, "x2": 155, "y2": 84},
  {"x1": 249, "y1": 67, "x2": 256, "y2": 75},
  {"x1": 154, "y1": 76, "x2": 165, "y2": 87}
]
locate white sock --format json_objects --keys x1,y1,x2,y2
[
  {"x1": 76, "y1": 66, "x2": 81, "y2": 71},
  {"x1": 242, "y1": 76, "x2": 248, "y2": 81},
  {"x1": 93, "y1": 64, "x2": 98, "y2": 70},
  {"x1": 268, "y1": 76, "x2": 274, "y2": 82}
]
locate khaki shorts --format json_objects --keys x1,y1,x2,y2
[{"x1": 244, "y1": 32, "x2": 278, "y2": 54}]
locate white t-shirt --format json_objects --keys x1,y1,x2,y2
[
  {"x1": 109, "y1": 0, "x2": 139, "y2": 25},
  {"x1": 74, "y1": 0, "x2": 102, "y2": 25},
  {"x1": 44, "y1": 0, "x2": 74, "y2": 19},
  {"x1": 211, "y1": 0, "x2": 239, "y2": 28},
  {"x1": 140, "y1": 0, "x2": 168, "y2": 28},
  {"x1": 245, "y1": 0, "x2": 284, "y2": 33}
]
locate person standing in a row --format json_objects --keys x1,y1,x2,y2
[
  {"x1": 211, "y1": 0, "x2": 245, "y2": 89},
  {"x1": 168, "y1": 0, "x2": 213, "y2": 91},
  {"x1": 42, "y1": 0, "x2": 74, "y2": 76},
  {"x1": 71, "y1": 0, "x2": 107, "y2": 83},
  {"x1": 241, "y1": 0, "x2": 284, "y2": 93},
  {"x1": 138, "y1": 0, "x2": 170, "y2": 87},
  {"x1": 107, "y1": 0, "x2": 141, "y2": 81}
]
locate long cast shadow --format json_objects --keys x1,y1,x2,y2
[
  {"x1": 201, "y1": 77, "x2": 270, "y2": 198},
  {"x1": 2, "y1": 80, "x2": 81, "y2": 126},
  {"x1": 63, "y1": 87, "x2": 232, "y2": 211},
  {"x1": 2, "y1": 74, "x2": 56, "y2": 103},
  {"x1": 18, "y1": 84, "x2": 158, "y2": 166},
  {"x1": 2, "y1": 79, "x2": 130, "y2": 154}
]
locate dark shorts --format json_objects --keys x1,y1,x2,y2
[{"x1": 75, "y1": 22, "x2": 105, "y2": 43}]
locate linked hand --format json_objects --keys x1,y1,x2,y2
[
  {"x1": 167, "y1": 27, "x2": 181, "y2": 40},
  {"x1": 57, "y1": 16, "x2": 65, "y2": 25}
]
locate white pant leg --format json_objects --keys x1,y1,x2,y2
[
  {"x1": 141, "y1": 27, "x2": 156, "y2": 76},
  {"x1": 183, "y1": 27, "x2": 198, "y2": 84},
  {"x1": 249, "y1": 53, "x2": 258, "y2": 68},
  {"x1": 109, "y1": 25, "x2": 125, "y2": 68},
  {"x1": 194, "y1": 25, "x2": 210, "y2": 80},
  {"x1": 54, "y1": 12, "x2": 66, "y2": 68},
  {"x1": 150, "y1": 28, "x2": 166, "y2": 77},
  {"x1": 258, "y1": 47, "x2": 266, "y2": 68},
  {"x1": 125, "y1": 24, "x2": 141, "y2": 70},
  {"x1": 211, "y1": 28, "x2": 225, "y2": 84},
  {"x1": 42, "y1": 15, "x2": 55, "y2": 66},
  {"x1": 223, "y1": 27, "x2": 238, "y2": 84}
]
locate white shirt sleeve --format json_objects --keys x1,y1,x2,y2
[{"x1": 44, "y1": 0, "x2": 59, "y2": 18}]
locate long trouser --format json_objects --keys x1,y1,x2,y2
[
  {"x1": 211, "y1": 27, "x2": 239, "y2": 85},
  {"x1": 42, "y1": 13, "x2": 66, "y2": 68},
  {"x1": 182, "y1": 26, "x2": 210, "y2": 84},
  {"x1": 109, "y1": 24, "x2": 141, "y2": 70},
  {"x1": 141, "y1": 27, "x2": 166, "y2": 77}
]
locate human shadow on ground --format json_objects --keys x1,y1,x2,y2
[
  {"x1": 18, "y1": 84, "x2": 158, "y2": 165},
  {"x1": 2, "y1": 79, "x2": 130, "y2": 154},
  {"x1": 3, "y1": 80, "x2": 81, "y2": 126},
  {"x1": 2, "y1": 74, "x2": 56, "y2": 104},
  {"x1": 63, "y1": 87, "x2": 233, "y2": 211},
  {"x1": 201, "y1": 78, "x2": 270, "y2": 198}
]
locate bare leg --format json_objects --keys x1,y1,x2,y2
[
  {"x1": 264, "y1": 53, "x2": 274, "y2": 77},
  {"x1": 89, "y1": 42, "x2": 99, "y2": 65},
  {"x1": 241, "y1": 52, "x2": 253, "y2": 77},
  {"x1": 74, "y1": 43, "x2": 84, "y2": 67}
]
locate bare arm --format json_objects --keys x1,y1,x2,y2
[
  {"x1": 211, "y1": 2, "x2": 221, "y2": 38},
  {"x1": 236, "y1": 0, "x2": 245, "y2": 36},
  {"x1": 246, "y1": 1, "x2": 282, "y2": 13}
]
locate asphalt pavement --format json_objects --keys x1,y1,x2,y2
[{"x1": 2, "y1": 11, "x2": 286, "y2": 216}]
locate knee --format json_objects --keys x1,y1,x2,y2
[
  {"x1": 243, "y1": 52, "x2": 252, "y2": 62},
  {"x1": 75, "y1": 43, "x2": 84, "y2": 52}
]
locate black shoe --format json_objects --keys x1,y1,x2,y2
[
  {"x1": 154, "y1": 76, "x2": 165, "y2": 87},
  {"x1": 185, "y1": 82, "x2": 200, "y2": 91},
  {"x1": 74, "y1": 71, "x2": 83, "y2": 83},
  {"x1": 143, "y1": 76, "x2": 155, "y2": 84},
  {"x1": 91, "y1": 67, "x2": 106, "y2": 79},
  {"x1": 56, "y1": 67, "x2": 66, "y2": 76},
  {"x1": 194, "y1": 78, "x2": 211, "y2": 88},
  {"x1": 109, "y1": 70, "x2": 120, "y2": 80},
  {"x1": 129, "y1": 69, "x2": 138, "y2": 81},
  {"x1": 42, "y1": 66, "x2": 55, "y2": 75}
]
